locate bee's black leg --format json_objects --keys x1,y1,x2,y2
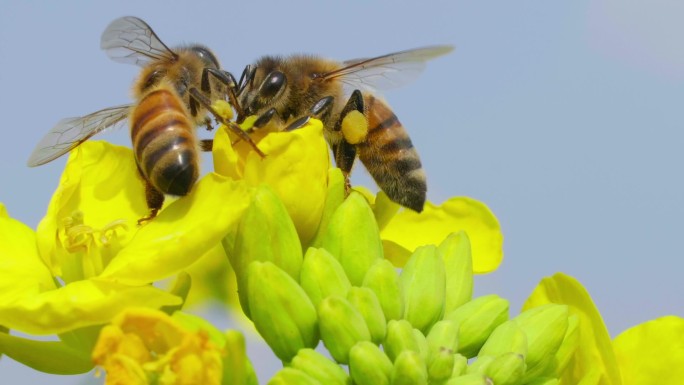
[
  {"x1": 189, "y1": 88, "x2": 264, "y2": 157},
  {"x1": 139, "y1": 179, "x2": 165, "y2": 225},
  {"x1": 284, "y1": 96, "x2": 336, "y2": 131},
  {"x1": 200, "y1": 139, "x2": 213, "y2": 152},
  {"x1": 333, "y1": 90, "x2": 365, "y2": 193},
  {"x1": 201, "y1": 67, "x2": 244, "y2": 119}
]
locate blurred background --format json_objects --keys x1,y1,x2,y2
[{"x1": 1, "y1": 1, "x2": 683, "y2": 383}]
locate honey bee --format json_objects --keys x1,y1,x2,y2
[
  {"x1": 234, "y1": 45, "x2": 453, "y2": 212},
  {"x1": 27, "y1": 16, "x2": 261, "y2": 222}
]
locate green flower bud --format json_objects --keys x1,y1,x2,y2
[
  {"x1": 268, "y1": 367, "x2": 323, "y2": 385},
  {"x1": 391, "y1": 351, "x2": 428, "y2": 385},
  {"x1": 426, "y1": 320, "x2": 460, "y2": 359},
  {"x1": 478, "y1": 320, "x2": 527, "y2": 358},
  {"x1": 413, "y1": 327, "x2": 429, "y2": 363},
  {"x1": 515, "y1": 304, "x2": 569, "y2": 381},
  {"x1": 291, "y1": 348, "x2": 350, "y2": 385},
  {"x1": 247, "y1": 261, "x2": 318, "y2": 362},
  {"x1": 223, "y1": 330, "x2": 257, "y2": 385},
  {"x1": 160, "y1": 272, "x2": 192, "y2": 315},
  {"x1": 554, "y1": 314, "x2": 579, "y2": 375},
  {"x1": 444, "y1": 294, "x2": 509, "y2": 358},
  {"x1": 347, "y1": 287, "x2": 387, "y2": 344},
  {"x1": 300, "y1": 247, "x2": 351, "y2": 307},
  {"x1": 438, "y1": 231, "x2": 474, "y2": 312},
  {"x1": 466, "y1": 355, "x2": 495, "y2": 375},
  {"x1": 444, "y1": 373, "x2": 490, "y2": 385},
  {"x1": 485, "y1": 352, "x2": 525, "y2": 385},
  {"x1": 384, "y1": 319, "x2": 420, "y2": 362},
  {"x1": 373, "y1": 191, "x2": 401, "y2": 230},
  {"x1": 318, "y1": 295, "x2": 372, "y2": 364},
  {"x1": 428, "y1": 349, "x2": 455, "y2": 383},
  {"x1": 452, "y1": 353, "x2": 469, "y2": 377},
  {"x1": 310, "y1": 168, "x2": 346, "y2": 248},
  {"x1": 349, "y1": 341, "x2": 393, "y2": 385},
  {"x1": 321, "y1": 192, "x2": 383, "y2": 285},
  {"x1": 362, "y1": 259, "x2": 404, "y2": 321},
  {"x1": 231, "y1": 186, "x2": 304, "y2": 316},
  {"x1": 400, "y1": 245, "x2": 446, "y2": 333},
  {"x1": 524, "y1": 378, "x2": 559, "y2": 385}
]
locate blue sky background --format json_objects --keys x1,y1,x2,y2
[{"x1": 1, "y1": 1, "x2": 683, "y2": 383}]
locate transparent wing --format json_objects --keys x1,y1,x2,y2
[
  {"x1": 100, "y1": 16, "x2": 176, "y2": 66},
  {"x1": 322, "y1": 45, "x2": 454, "y2": 93},
  {"x1": 27, "y1": 105, "x2": 131, "y2": 167}
]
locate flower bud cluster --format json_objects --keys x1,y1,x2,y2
[{"x1": 225, "y1": 181, "x2": 578, "y2": 384}]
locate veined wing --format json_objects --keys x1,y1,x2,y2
[
  {"x1": 100, "y1": 16, "x2": 177, "y2": 66},
  {"x1": 320, "y1": 45, "x2": 453, "y2": 93},
  {"x1": 27, "y1": 105, "x2": 131, "y2": 167}
]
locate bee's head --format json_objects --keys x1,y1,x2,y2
[{"x1": 239, "y1": 56, "x2": 288, "y2": 117}]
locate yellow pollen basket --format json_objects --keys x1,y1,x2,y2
[{"x1": 341, "y1": 110, "x2": 368, "y2": 145}]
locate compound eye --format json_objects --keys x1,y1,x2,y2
[
  {"x1": 259, "y1": 71, "x2": 286, "y2": 99},
  {"x1": 189, "y1": 45, "x2": 220, "y2": 68}
]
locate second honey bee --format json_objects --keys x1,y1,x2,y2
[
  {"x1": 234, "y1": 45, "x2": 453, "y2": 212},
  {"x1": 27, "y1": 16, "x2": 261, "y2": 222}
]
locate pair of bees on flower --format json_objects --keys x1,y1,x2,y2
[{"x1": 28, "y1": 16, "x2": 452, "y2": 222}]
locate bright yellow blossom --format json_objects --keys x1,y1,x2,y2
[
  {"x1": 0, "y1": 141, "x2": 251, "y2": 336},
  {"x1": 92, "y1": 308, "x2": 224, "y2": 385},
  {"x1": 523, "y1": 273, "x2": 684, "y2": 384}
]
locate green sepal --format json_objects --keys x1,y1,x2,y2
[
  {"x1": 400, "y1": 245, "x2": 446, "y2": 333},
  {"x1": 300, "y1": 247, "x2": 351, "y2": 307},
  {"x1": 384, "y1": 319, "x2": 420, "y2": 362},
  {"x1": 291, "y1": 348, "x2": 350, "y2": 385},
  {"x1": 310, "y1": 168, "x2": 346, "y2": 248},
  {"x1": 349, "y1": 341, "x2": 393, "y2": 385},
  {"x1": 231, "y1": 186, "x2": 304, "y2": 317},
  {"x1": 321, "y1": 192, "x2": 383, "y2": 285},
  {"x1": 362, "y1": 259, "x2": 404, "y2": 321},
  {"x1": 438, "y1": 231, "x2": 473, "y2": 312},
  {"x1": 0, "y1": 332, "x2": 93, "y2": 374},
  {"x1": 391, "y1": 350, "x2": 428, "y2": 385},
  {"x1": 347, "y1": 286, "x2": 387, "y2": 344},
  {"x1": 444, "y1": 294, "x2": 509, "y2": 358},
  {"x1": 318, "y1": 295, "x2": 372, "y2": 364},
  {"x1": 268, "y1": 367, "x2": 323, "y2": 385},
  {"x1": 247, "y1": 261, "x2": 318, "y2": 362}
]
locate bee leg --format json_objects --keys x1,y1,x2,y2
[
  {"x1": 332, "y1": 141, "x2": 357, "y2": 195},
  {"x1": 201, "y1": 68, "x2": 244, "y2": 120},
  {"x1": 200, "y1": 139, "x2": 213, "y2": 152},
  {"x1": 284, "y1": 96, "x2": 335, "y2": 131},
  {"x1": 189, "y1": 88, "x2": 265, "y2": 157},
  {"x1": 332, "y1": 90, "x2": 365, "y2": 194},
  {"x1": 229, "y1": 108, "x2": 277, "y2": 147},
  {"x1": 138, "y1": 181, "x2": 165, "y2": 225}
]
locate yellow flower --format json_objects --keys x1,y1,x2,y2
[
  {"x1": 213, "y1": 116, "x2": 330, "y2": 247},
  {"x1": 613, "y1": 316, "x2": 684, "y2": 384},
  {"x1": 523, "y1": 273, "x2": 684, "y2": 383},
  {"x1": 357, "y1": 189, "x2": 503, "y2": 273},
  {"x1": 0, "y1": 141, "x2": 250, "y2": 336},
  {"x1": 92, "y1": 308, "x2": 223, "y2": 385}
]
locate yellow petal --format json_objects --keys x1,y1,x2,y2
[
  {"x1": 99, "y1": 173, "x2": 251, "y2": 285},
  {"x1": 613, "y1": 315, "x2": 684, "y2": 385},
  {"x1": 242, "y1": 120, "x2": 330, "y2": 246},
  {"x1": 522, "y1": 273, "x2": 621, "y2": 385},
  {"x1": 380, "y1": 197, "x2": 503, "y2": 273},
  {"x1": 36, "y1": 141, "x2": 147, "y2": 279},
  {"x1": 0, "y1": 279, "x2": 180, "y2": 335},
  {"x1": 212, "y1": 123, "x2": 242, "y2": 180},
  {"x1": 0, "y1": 210, "x2": 56, "y2": 305},
  {"x1": 0, "y1": 202, "x2": 8, "y2": 218}
]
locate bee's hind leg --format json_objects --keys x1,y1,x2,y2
[{"x1": 332, "y1": 90, "x2": 365, "y2": 194}]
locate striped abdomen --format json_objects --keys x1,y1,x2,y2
[
  {"x1": 130, "y1": 87, "x2": 199, "y2": 196},
  {"x1": 357, "y1": 94, "x2": 427, "y2": 212}
]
